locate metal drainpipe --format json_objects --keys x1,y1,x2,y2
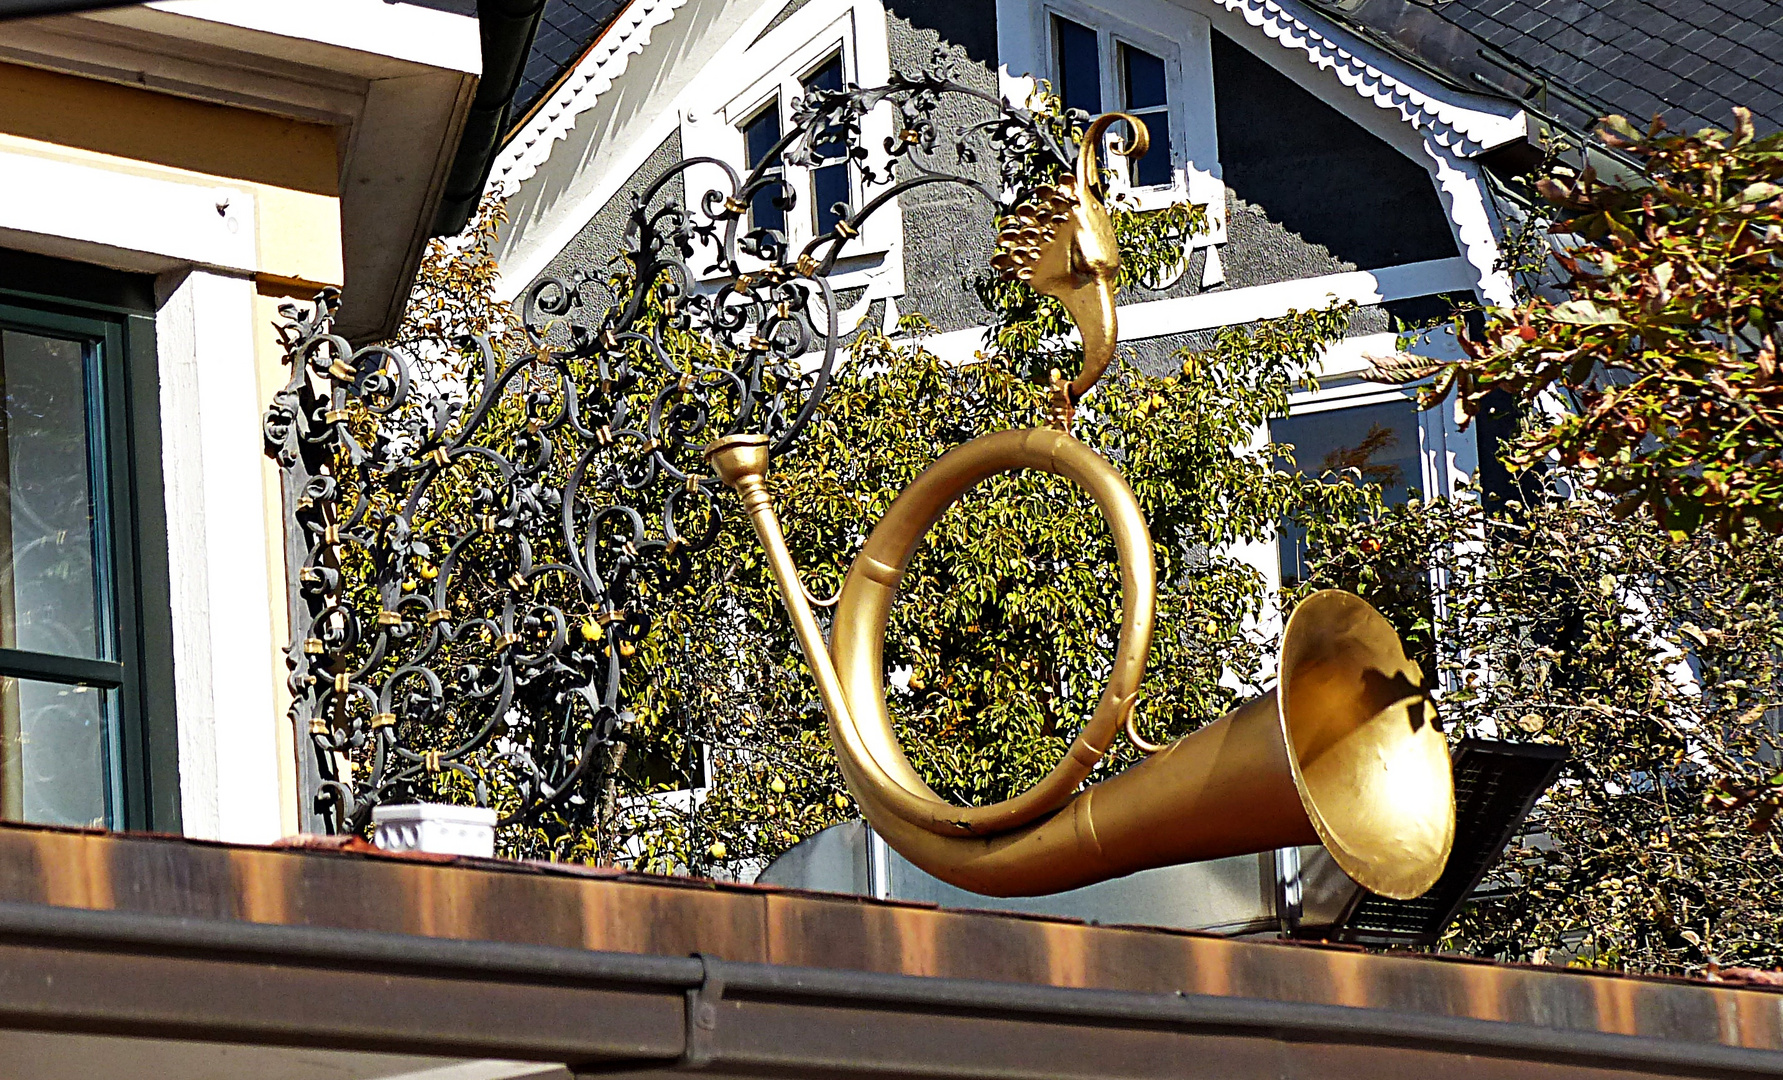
[
  {"x1": 430, "y1": 0, "x2": 550, "y2": 237},
  {"x1": 1274, "y1": 846, "x2": 1304, "y2": 935},
  {"x1": 865, "y1": 822, "x2": 893, "y2": 900},
  {"x1": 2, "y1": 899, "x2": 1780, "y2": 1077}
]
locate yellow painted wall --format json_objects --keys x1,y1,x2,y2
[
  {"x1": 0, "y1": 61, "x2": 345, "y2": 290},
  {"x1": 1, "y1": 60, "x2": 357, "y2": 836},
  {"x1": 0, "y1": 61, "x2": 338, "y2": 193}
]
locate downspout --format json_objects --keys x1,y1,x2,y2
[{"x1": 431, "y1": 0, "x2": 550, "y2": 237}]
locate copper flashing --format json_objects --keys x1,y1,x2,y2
[{"x1": 0, "y1": 823, "x2": 1778, "y2": 1077}]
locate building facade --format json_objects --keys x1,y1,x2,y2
[
  {"x1": 0, "y1": 0, "x2": 484, "y2": 841},
  {"x1": 486, "y1": 0, "x2": 1782, "y2": 612}
]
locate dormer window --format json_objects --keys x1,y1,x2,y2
[
  {"x1": 682, "y1": 3, "x2": 901, "y2": 292},
  {"x1": 1050, "y1": 15, "x2": 1175, "y2": 191},
  {"x1": 1004, "y1": 1, "x2": 1225, "y2": 247},
  {"x1": 681, "y1": 1, "x2": 905, "y2": 304},
  {"x1": 742, "y1": 101, "x2": 787, "y2": 239},
  {"x1": 738, "y1": 52, "x2": 855, "y2": 246}
]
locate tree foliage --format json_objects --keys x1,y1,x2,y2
[
  {"x1": 1299, "y1": 478, "x2": 1783, "y2": 974},
  {"x1": 1434, "y1": 109, "x2": 1783, "y2": 538},
  {"x1": 375, "y1": 129, "x2": 1361, "y2": 872}
]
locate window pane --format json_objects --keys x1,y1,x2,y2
[
  {"x1": 1122, "y1": 44, "x2": 1167, "y2": 111},
  {"x1": 802, "y1": 54, "x2": 844, "y2": 95},
  {"x1": 0, "y1": 329, "x2": 103, "y2": 659},
  {"x1": 802, "y1": 56, "x2": 849, "y2": 164},
  {"x1": 744, "y1": 101, "x2": 783, "y2": 169},
  {"x1": 1, "y1": 675, "x2": 111, "y2": 827},
  {"x1": 1054, "y1": 17, "x2": 1102, "y2": 115},
  {"x1": 742, "y1": 102, "x2": 787, "y2": 237},
  {"x1": 812, "y1": 163, "x2": 850, "y2": 236},
  {"x1": 1132, "y1": 112, "x2": 1172, "y2": 186},
  {"x1": 1271, "y1": 400, "x2": 1422, "y2": 585}
]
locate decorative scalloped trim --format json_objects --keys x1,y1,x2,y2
[
  {"x1": 493, "y1": 0, "x2": 1520, "y2": 199},
  {"x1": 1213, "y1": 0, "x2": 1523, "y2": 157},
  {"x1": 488, "y1": 0, "x2": 690, "y2": 194}
]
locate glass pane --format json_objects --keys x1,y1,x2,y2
[
  {"x1": 1054, "y1": 17, "x2": 1102, "y2": 115},
  {"x1": 0, "y1": 329, "x2": 103, "y2": 659},
  {"x1": 1271, "y1": 400, "x2": 1422, "y2": 586},
  {"x1": 802, "y1": 55, "x2": 848, "y2": 164},
  {"x1": 1122, "y1": 44, "x2": 1168, "y2": 111},
  {"x1": 813, "y1": 162, "x2": 850, "y2": 236},
  {"x1": 744, "y1": 100, "x2": 783, "y2": 169},
  {"x1": 1, "y1": 675, "x2": 111, "y2": 827},
  {"x1": 1132, "y1": 111, "x2": 1173, "y2": 187},
  {"x1": 742, "y1": 102, "x2": 787, "y2": 237},
  {"x1": 802, "y1": 55, "x2": 844, "y2": 94}
]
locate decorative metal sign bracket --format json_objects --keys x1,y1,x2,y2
[{"x1": 266, "y1": 54, "x2": 1088, "y2": 834}]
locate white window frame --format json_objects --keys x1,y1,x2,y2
[
  {"x1": 680, "y1": 0, "x2": 902, "y2": 300},
  {"x1": 997, "y1": 0, "x2": 1226, "y2": 245},
  {"x1": 1253, "y1": 327, "x2": 1477, "y2": 619}
]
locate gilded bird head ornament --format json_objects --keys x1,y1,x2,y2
[{"x1": 992, "y1": 112, "x2": 1149, "y2": 429}]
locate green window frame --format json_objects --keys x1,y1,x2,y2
[{"x1": 0, "y1": 251, "x2": 179, "y2": 832}]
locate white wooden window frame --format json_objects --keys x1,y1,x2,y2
[
  {"x1": 997, "y1": 0, "x2": 1226, "y2": 244},
  {"x1": 0, "y1": 138, "x2": 288, "y2": 844},
  {"x1": 1257, "y1": 336, "x2": 1479, "y2": 596},
  {"x1": 680, "y1": 0, "x2": 902, "y2": 297}
]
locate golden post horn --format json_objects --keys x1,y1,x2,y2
[
  {"x1": 707, "y1": 429, "x2": 1455, "y2": 901},
  {"x1": 703, "y1": 109, "x2": 1454, "y2": 903}
]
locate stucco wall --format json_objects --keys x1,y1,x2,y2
[
  {"x1": 884, "y1": 0, "x2": 1004, "y2": 334},
  {"x1": 1210, "y1": 31, "x2": 1457, "y2": 283},
  {"x1": 529, "y1": 131, "x2": 686, "y2": 329}
]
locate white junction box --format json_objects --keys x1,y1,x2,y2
[{"x1": 371, "y1": 803, "x2": 498, "y2": 857}]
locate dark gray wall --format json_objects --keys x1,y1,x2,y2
[
  {"x1": 529, "y1": 131, "x2": 686, "y2": 340},
  {"x1": 884, "y1": 0, "x2": 1004, "y2": 334},
  {"x1": 1109, "y1": 28, "x2": 1464, "y2": 377},
  {"x1": 1210, "y1": 30, "x2": 1458, "y2": 279}
]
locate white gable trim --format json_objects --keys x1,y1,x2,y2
[
  {"x1": 489, "y1": 0, "x2": 686, "y2": 195},
  {"x1": 1205, "y1": 0, "x2": 1525, "y2": 158},
  {"x1": 488, "y1": 0, "x2": 784, "y2": 299},
  {"x1": 1196, "y1": 0, "x2": 1523, "y2": 305}
]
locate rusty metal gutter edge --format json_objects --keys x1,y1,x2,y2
[{"x1": 0, "y1": 900, "x2": 1779, "y2": 1076}]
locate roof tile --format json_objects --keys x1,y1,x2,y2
[
  {"x1": 510, "y1": 0, "x2": 630, "y2": 127},
  {"x1": 1430, "y1": 0, "x2": 1782, "y2": 133}
]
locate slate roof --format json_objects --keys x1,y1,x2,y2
[
  {"x1": 1427, "y1": 0, "x2": 1783, "y2": 135},
  {"x1": 510, "y1": 0, "x2": 629, "y2": 128}
]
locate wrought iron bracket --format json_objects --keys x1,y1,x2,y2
[{"x1": 265, "y1": 52, "x2": 1091, "y2": 835}]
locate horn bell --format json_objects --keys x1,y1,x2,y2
[{"x1": 845, "y1": 590, "x2": 1453, "y2": 900}]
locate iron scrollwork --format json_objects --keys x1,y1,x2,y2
[{"x1": 265, "y1": 56, "x2": 1082, "y2": 834}]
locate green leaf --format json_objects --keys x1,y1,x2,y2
[{"x1": 1550, "y1": 299, "x2": 1628, "y2": 326}]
